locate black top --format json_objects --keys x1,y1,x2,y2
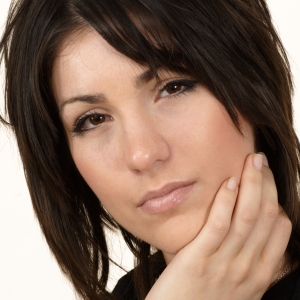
[
  {"x1": 112, "y1": 269, "x2": 137, "y2": 300},
  {"x1": 262, "y1": 267, "x2": 300, "y2": 300},
  {"x1": 112, "y1": 267, "x2": 300, "y2": 300}
]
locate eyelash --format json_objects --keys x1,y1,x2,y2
[
  {"x1": 72, "y1": 111, "x2": 110, "y2": 137},
  {"x1": 158, "y1": 78, "x2": 198, "y2": 99},
  {"x1": 72, "y1": 78, "x2": 198, "y2": 137}
]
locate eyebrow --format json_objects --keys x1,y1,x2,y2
[
  {"x1": 60, "y1": 94, "x2": 106, "y2": 112},
  {"x1": 134, "y1": 69, "x2": 155, "y2": 88},
  {"x1": 59, "y1": 69, "x2": 155, "y2": 112}
]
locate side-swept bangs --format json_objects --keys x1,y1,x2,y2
[
  {"x1": 74, "y1": 0, "x2": 292, "y2": 127},
  {"x1": 72, "y1": 0, "x2": 300, "y2": 223}
]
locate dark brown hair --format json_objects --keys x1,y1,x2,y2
[{"x1": 1, "y1": 0, "x2": 299, "y2": 299}]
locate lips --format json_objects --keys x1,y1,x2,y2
[{"x1": 138, "y1": 181, "x2": 195, "y2": 214}]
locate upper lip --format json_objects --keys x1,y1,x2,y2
[{"x1": 138, "y1": 181, "x2": 194, "y2": 206}]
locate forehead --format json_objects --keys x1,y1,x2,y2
[{"x1": 51, "y1": 29, "x2": 145, "y2": 104}]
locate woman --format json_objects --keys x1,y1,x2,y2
[{"x1": 0, "y1": 0, "x2": 299, "y2": 299}]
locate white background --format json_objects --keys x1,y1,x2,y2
[{"x1": 0, "y1": 1, "x2": 299, "y2": 299}]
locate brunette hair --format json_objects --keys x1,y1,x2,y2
[{"x1": 1, "y1": 0, "x2": 300, "y2": 299}]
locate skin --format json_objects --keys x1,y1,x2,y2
[
  {"x1": 146, "y1": 154, "x2": 291, "y2": 299},
  {"x1": 52, "y1": 29, "x2": 292, "y2": 298},
  {"x1": 52, "y1": 29, "x2": 254, "y2": 261}
]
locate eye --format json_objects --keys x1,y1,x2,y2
[
  {"x1": 159, "y1": 79, "x2": 198, "y2": 98},
  {"x1": 72, "y1": 112, "x2": 112, "y2": 136}
]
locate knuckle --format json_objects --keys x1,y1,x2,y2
[
  {"x1": 209, "y1": 219, "x2": 229, "y2": 234},
  {"x1": 263, "y1": 204, "x2": 279, "y2": 220},
  {"x1": 244, "y1": 172, "x2": 262, "y2": 186},
  {"x1": 240, "y1": 210, "x2": 258, "y2": 225},
  {"x1": 232, "y1": 229, "x2": 246, "y2": 240},
  {"x1": 219, "y1": 194, "x2": 235, "y2": 206},
  {"x1": 233, "y1": 261, "x2": 251, "y2": 282}
]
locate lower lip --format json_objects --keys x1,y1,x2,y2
[{"x1": 139, "y1": 183, "x2": 194, "y2": 214}]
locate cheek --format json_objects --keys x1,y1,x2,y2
[
  {"x1": 70, "y1": 140, "x2": 122, "y2": 198},
  {"x1": 153, "y1": 112, "x2": 255, "y2": 254},
  {"x1": 175, "y1": 103, "x2": 255, "y2": 194},
  {"x1": 209, "y1": 118, "x2": 253, "y2": 165},
  {"x1": 213, "y1": 113, "x2": 255, "y2": 175}
]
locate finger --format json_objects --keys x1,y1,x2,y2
[
  {"x1": 240, "y1": 158, "x2": 279, "y2": 257},
  {"x1": 191, "y1": 177, "x2": 238, "y2": 256},
  {"x1": 261, "y1": 210, "x2": 292, "y2": 273},
  {"x1": 220, "y1": 153, "x2": 263, "y2": 256}
]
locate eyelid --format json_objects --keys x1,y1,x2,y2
[
  {"x1": 73, "y1": 109, "x2": 97, "y2": 127},
  {"x1": 158, "y1": 77, "x2": 197, "y2": 89},
  {"x1": 71, "y1": 109, "x2": 111, "y2": 136},
  {"x1": 157, "y1": 78, "x2": 198, "y2": 98},
  {"x1": 158, "y1": 77, "x2": 184, "y2": 90}
]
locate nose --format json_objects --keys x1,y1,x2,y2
[{"x1": 123, "y1": 117, "x2": 170, "y2": 172}]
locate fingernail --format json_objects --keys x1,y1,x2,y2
[
  {"x1": 227, "y1": 177, "x2": 237, "y2": 191},
  {"x1": 253, "y1": 154, "x2": 263, "y2": 170},
  {"x1": 258, "y1": 152, "x2": 269, "y2": 166}
]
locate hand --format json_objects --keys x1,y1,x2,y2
[{"x1": 146, "y1": 153, "x2": 292, "y2": 300}]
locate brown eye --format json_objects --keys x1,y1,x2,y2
[
  {"x1": 165, "y1": 84, "x2": 183, "y2": 94},
  {"x1": 159, "y1": 79, "x2": 197, "y2": 99},
  {"x1": 73, "y1": 113, "x2": 112, "y2": 135},
  {"x1": 89, "y1": 114, "x2": 106, "y2": 126}
]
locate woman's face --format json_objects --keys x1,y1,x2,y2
[{"x1": 52, "y1": 29, "x2": 255, "y2": 263}]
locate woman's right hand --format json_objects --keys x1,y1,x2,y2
[{"x1": 146, "y1": 153, "x2": 292, "y2": 300}]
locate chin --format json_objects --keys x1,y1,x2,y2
[{"x1": 145, "y1": 209, "x2": 209, "y2": 263}]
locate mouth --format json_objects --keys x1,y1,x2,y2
[{"x1": 138, "y1": 181, "x2": 195, "y2": 214}]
